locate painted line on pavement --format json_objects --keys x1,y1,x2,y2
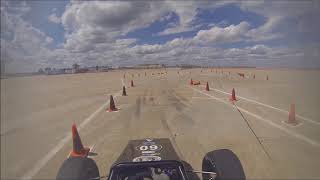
[
  {"x1": 211, "y1": 86, "x2": 319, "y2": 125},
  {"x1": 189, "y1": 86, "x2": 320, "y2": 148},
  {"x1": 22, "y1": 90, "x2": 122, "y2": 180}
]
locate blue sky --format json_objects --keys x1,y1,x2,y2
[{"x1": 1, "y1": 1, "x2": 320, "y2": 73}]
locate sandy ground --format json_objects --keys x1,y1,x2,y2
[{"x1": 1, "y1": 68, "x2": 320, "y2": 179}]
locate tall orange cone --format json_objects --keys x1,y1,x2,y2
[
  {"x1": 190, "y1": 78, "x2": 193, "y2": 85},
  {"x1": 122, "y1": 86, "x2": 127, "y2": 96},
  {"x1": 230, "y1": 88, "x2": 237, "y2": 101},
  {"x1": 70, "y1": 123, "x2": 90, "y2": 157},
  {"x1": 205, "y1": 82, "x2": 210, "y2": 91},
  {"x1": 131, "y1": 80, "x2": 134, "y2": 87},
  {"x1": 287, "y1": 104, "x2": 298, "y2": 125},
  {"x1": 107, "y1": 95, "x2": 118, "y2": 112}
]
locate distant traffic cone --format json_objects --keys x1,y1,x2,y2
[
  {"x1": 70, "y1": 123, "x2": 90, "y2": 157},
  {"x1": 122, "y1": 86, "x2": 127, "y2": 96},
  {"x1": 131, "y1": 80, "x2": 134, "y2": 87},
  {"x1": 287, "y1": 104, "x2": 298, "y2": 125},
  {"x1": 107, "y1": 95, "x2": 118, "y2": 112},
  {"x1": 190, "y1": 78, "x2": 193, "y2": 85},
  {"x1": 230, "y1": 88, "x2": 237, "y2": 101},
  {"x1": 205, "y1": 82, "x2": 210, "y2": 91}
]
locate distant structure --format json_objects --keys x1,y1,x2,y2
[
  {"x1": 178, "y1": 64, "x2": 201, "y2": 69},
  {"x1": 135, "y1": 64, "x2": 165, "y2": 69}
]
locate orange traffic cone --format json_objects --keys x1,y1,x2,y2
[
  {"x1": 70, "y1": 123, "x2": 90, "y2": 157},
  {"x1": 122, "y1": 86, "x2": 127, "y2": 96},
  {"x1": 107, "y1": 95, "x2": 118, "y2": 112},
  {"x1": 190, "y1": 78, "x2": 193, "y2": 85},
  {"x1": 230, "y1": 88, "x2": 237, "y2": 101},
  {"x1": 287, "y1": 104, "x2": 298, "y2": 125},
  {"x1": 205, "y1": 82, "x2": 210, "y2": 91},
  {"x1": 131, "y1": 80, "x2": 134, "y2": 87}
]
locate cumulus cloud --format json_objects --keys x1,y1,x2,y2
[
  {"x1": 60, "y1": 1, "x2": 171, "y2": 53},
  {"x1": 194, "y1": 21, "x2": 250, "y2": 44},
  {"x1": 244, "y1": 45, "x2": 269, "y2": 55},
  {"x1": 1, "y1": 1, "x2": 55, "y2": 73},
  {"x1": 239, "y1": 1, "x2": 320, "y2": 40},
  {"x1": 156, "y1": 1, "x2": 235, "y2": 36},
  {"x1": 48, "y1": 13, "x2": 60, "y2": 24}
]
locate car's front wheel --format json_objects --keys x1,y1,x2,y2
[
  {"x1": 56, "y1": 157, "x2": 100, "y2": 180},
  {"x1": 202, "y1": 149, "x2": 245, "y2": 180}
]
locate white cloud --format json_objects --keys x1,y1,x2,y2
[
  {"x1": 48, "y1": 13, "x2": 60, "y2": 24},
  {"x1": 60, "y1": 1, "x2": 170, "y2": 53},
  {"x1": 1, "y1": 1, "x2": 55, "y2": 73},
  {"x1": 194, "y1": 21, "x2": 250, "y2": 44},
  {"x1": 157, "y1": 25, "x2": 194, "y2": 36},
  {"x1": 247, "y1": 45, "x2": 270, "y2": 55},
  {"x1": 157, "y1": 1, "x2": 235, "y2": 36},
  {"x1": 239, "y1": 1, "x2": 320, "y2": 40}
]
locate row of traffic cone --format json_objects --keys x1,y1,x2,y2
[
  {"x1": 197, "y1": 80, "x2": 297, "y2": 126},
  {"x1": 228, "y1": 88, "x2": 296, "y2": 124},
  {"x1": 109, "y1": 79, "x2": 136, "y2": 111},
  {"x1": 68, "y1": 79, "x2": 139, "y2": 157}
]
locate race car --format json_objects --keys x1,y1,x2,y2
[{"x1": 56, "y1": 124, "x2": 245, "y2": 180}]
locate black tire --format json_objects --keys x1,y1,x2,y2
[
  {"x1": 56, "y1": 157, "x2": 100, "y2": 180},
  {"x1": 202, "y1": 149, "x2": 245, "y2": 180}
]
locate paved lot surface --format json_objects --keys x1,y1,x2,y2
[{"x1": 1, "y1": 68, "x2": 320, "y2": 179}]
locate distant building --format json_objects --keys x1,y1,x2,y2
[
  {"x1": 135, "y1": 64, "x2": 165, "y2": 69},
  {"x1": 64, "y1": 68, "x2": 73, "y2": 74}
]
